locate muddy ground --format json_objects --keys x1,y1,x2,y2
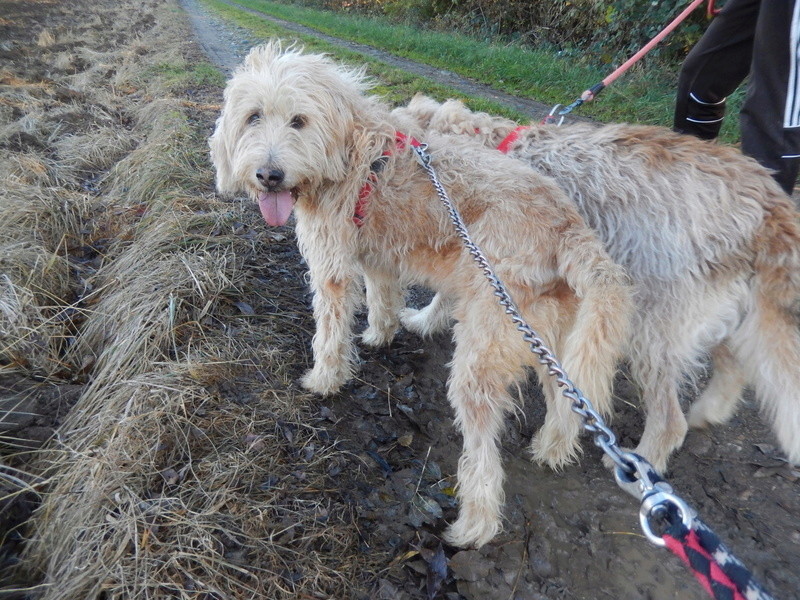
[{"x1": 2, "y1": 0, "x2": 799, "y2": 598}]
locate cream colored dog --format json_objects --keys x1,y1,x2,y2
[
  {"x1": 210, "y1": 43, "x2": 631, "y2": 548},
  {"x1": 391, "y1": 94, "x2": 800, "y2": 473}
]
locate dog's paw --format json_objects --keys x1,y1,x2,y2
[
  {"x1": 443, "y1": 505, "x2": 502, "y2": 549},
  {"x1": 300, "y1": 366, "x2": 346, "y2": 396},
  {"x1": 398, "y1": 307, "x2": 426, "y2": 333},
  {"x1": 687, "y1": 395, "x2": 734, "y2": 429},
  {"x1": 530, "y1": 430, "x2": 581, "y2": 471},
  {"x1": 399, "y1": 306, "x2": 448, "y2": 336},
  {"x1": 686, "y1": 403, "x2": 712, "y2": 429},
  {"x1": 360, "y1": 324, "x2": 396, "y2": 347}
]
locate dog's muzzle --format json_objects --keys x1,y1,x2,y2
[{"x1": 256, "y1": 167, "x2": 285, "y2": 191}]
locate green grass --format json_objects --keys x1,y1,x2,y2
[
  {"x1": 201, "y1": 0, "x2": 744, "y2": 142},
  {"x1": 148, "y1": 60, "x2": 227, "y2": 90}
]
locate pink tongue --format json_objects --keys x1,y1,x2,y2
[{"x1": 258, "y1": 190, "x2": 294, "y2": 226}]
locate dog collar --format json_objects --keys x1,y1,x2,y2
[
  {"x1": 496, "y1": 126, "x2": 530, "y2": 154},
  {"x1": 354, "y1": 132, "x2": 422, "y2": 227}
]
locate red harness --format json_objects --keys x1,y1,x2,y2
[
  {"x1": 496, "y1": 125, "x2": 530, "y2": 154},
  {"x1": 353, "y1": 126, "x2": 528, "y2": 226},
  {"x1": 354, "y1": 132, "x2": 421, "y2": 227}
]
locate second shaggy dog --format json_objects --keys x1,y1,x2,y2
[
  {"x1": 391, "y1": 94, "x2": 800, "y2": 473},
  {"x1": 209, "y1": 44, "x2": 631, "y2": 548}
]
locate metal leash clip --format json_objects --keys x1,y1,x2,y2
[
  {"x1": 412, "y1": 143, "x2": 431, "y2": 169},
  {"x1": 541, "y1": 104, "x2": 566, "y2": 126},
  {"x1": 614, "y1": 453, "x2": 696, "y2": 547}
]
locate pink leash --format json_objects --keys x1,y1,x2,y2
[{"x1": 545, "y1": 0, "x2": 719, "y2": 123}]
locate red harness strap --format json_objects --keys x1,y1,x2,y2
[
  {"x1": 496, "y1": 125, "x2": 531, "y2": 154},
  {"x1": 353, "y1": 173, "x2": 380, "y2": 228},
  {"x1": 354, "y1": 132, "x2": 422, "y2": 227}
]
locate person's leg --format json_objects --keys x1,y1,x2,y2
[
  {"x1": 674, "y1": 0, "x2": 760, "y2": 139},
  {"x1": 740, "y1": 0, "x2": 800, "y2": 195}
]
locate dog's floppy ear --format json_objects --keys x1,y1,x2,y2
[
  {"x1": 325, "y1": 64, "x2": 392, "y2": 181},
  {"x1": 209, "y1": 110, "x2": 236, "y2": 196},
  {"x1": 336, "y1": 93, "x2": 390, "y2": 185},
  {"x1": 301, "y1": 60, "x2": 377, "y2": 184}
]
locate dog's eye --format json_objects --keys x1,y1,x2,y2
[
  {"x1": 290, "y1": 115, "x2": 307, "y2": 129},
  {"x1": 247, "y1": 112, "x2": 260, "y2": 125}
]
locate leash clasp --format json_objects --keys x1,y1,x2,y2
[
  {"x1": 541, "y1": 104, "x2": 566, "y2": 126},
  {"x1": 614, "y1": 455, "x2": 695, "y2": 547},
  {"x1": 412, "y1": 143, "x2": 431, "y2": 168}
]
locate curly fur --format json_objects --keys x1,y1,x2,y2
[
  {"x1": 210, "y1": 43, "x2": 632, "y2": 548},
  {"x1": 392, "y1": 94, "x2": 800, "y2": 473}
]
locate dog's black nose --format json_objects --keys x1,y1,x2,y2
[{"x1": 256, "y1": 168, "x2": 285, "y2": 188}]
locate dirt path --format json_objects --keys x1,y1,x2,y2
[
  {"x1": 180, "y1": 0, "x2": 564, "y2": 120},
  {"x1": 175, "y1": 2, "x2": 800, "y2": 600}
]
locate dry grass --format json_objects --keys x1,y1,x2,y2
[
  {"x1": 0, "y1": 183, "x2": 88, "y2": 378},
  {"x1": 1, "y1": 182, "x2": 89, "y2": 250},
  {"x1": 35, "y1": 30, "x2": 56, "y2": 48},
  {"x1": 0, "y1": 259, "x2": 66, "y2": 375},
  {"x1": 52, "y1": 126, "x2": 138, "y2": 176},
  {"x1": 0, "y1": 238, "x2": 72, "y2": 377},
  {"x1": 23, "y1": 368, "x2": 364, "y2": 599},
  {"x1": 17, "y1": 186, "x2": 373, "y2": 597},
  {"x1": 103, "y1": 99, "x2": 208, "y2": 205},
  {"x1": 0, "y1": 275, "x2": 64, "y2": 376},
  {"x1": 67, "y1": 205, "x2": 246, "y2": 388},
  {"x1": 0, "y1": 154, "x2": 60, "y2": 188},
  {"x1": 1, "y1": 0, "x2": 383, "y2": 597}
]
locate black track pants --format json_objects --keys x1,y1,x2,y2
[{"x1": 674, "y1": 0, "x2": 800, "y2": 194}]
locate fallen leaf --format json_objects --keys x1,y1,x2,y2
[
  {"x1": 414, "y1": 495, "x2": 443, "y2": 520},
  {"x1": 160, "y1": 468, "x2": 179, "y2": 486},
  {"x1": 244, "y1": 434, "x2": 266, "y2": 452},
  {"x1": 440, "y1": 486, "x2": 457, "y2": 497},
  {"x1": 234, "y1": 300, "x2": 256, "y2": 316},
  {"x1": 753, "y1": 443, "x2": 781, "y2": 456},
  {"x1": 398, "y1": 433, "x2": 414, "y2": 447},
  {"x1": 389, "y1": 549, "x2": 420, "y2": 567},
  {"x1": 375, "y1": 578, "x2": 401, "y2": 599},
  {"x1": 367, "y1": 449, "x2": 392, "y2": 476},
  {"x1": 425, "y1": 543, "x2": 447, "y2": 599}
]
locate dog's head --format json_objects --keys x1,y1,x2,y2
[
  {"x1": 394, "y1": 95, "x2": 519, "y2": 149},
  {"x1": 209, "y1": 41, "x2": 379, "y2": 225},
  {"x1": 390, "y1": 93, "x2": 442, "y2": 134}
]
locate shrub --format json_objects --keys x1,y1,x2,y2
[{"x1": 301, "y1": 0, "x2": 708, "y2": 63}]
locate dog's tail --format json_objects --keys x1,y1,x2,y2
[
  {"x1": 753, "y1": 190, "x2": 800, "y2": 309},
  {"x1": 556, "y1": 224, "x2": 633, "y2": 423},
  {"x1": 735, "y1": 188, "x2": 800, "y2": 466}
]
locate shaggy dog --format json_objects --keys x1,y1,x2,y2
[
  {"x1": 209, "y1": 42, "x2": 632, "y2": 548},
  {"x1": 390, "y1": 94, "x2": 800, "y2": 473}
]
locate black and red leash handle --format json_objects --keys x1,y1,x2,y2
[{"x1": 615, "y1": 453, "x2": 775, "y2": 600}]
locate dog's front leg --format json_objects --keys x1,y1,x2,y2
[{"x1": 300, "y1": 262, "x2": 361, "y2": 396}]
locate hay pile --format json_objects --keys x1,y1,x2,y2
[{"x1": 1, "y1": 0, "x2": 384, "y2": 597}]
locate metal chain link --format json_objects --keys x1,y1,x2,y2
[{"x1": 410, "y1": 142, "x2": 636, "y2": 474}]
